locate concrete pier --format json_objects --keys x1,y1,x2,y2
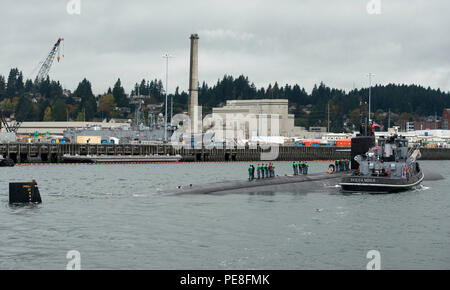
[{"x1": 1, "y1": 143, "x2": 449, "y2": 163}]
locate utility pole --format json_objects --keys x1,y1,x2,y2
[
  {"x1": 163, "y1": 53, "x2": 173, "y2": 141},
  {"x1": 327, "y1": 103, "x2": 330, "y2": 133},
  {"x1": 388, "y1": 108, "x2": 391, "y2": 129}
]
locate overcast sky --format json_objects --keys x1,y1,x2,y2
[{"x1": 1, "y1": 0, "x2": 449, "y2": 95}]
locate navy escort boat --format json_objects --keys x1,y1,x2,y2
[{"x1": 340, "y1": 134, "x2": 424, "y2": 193}]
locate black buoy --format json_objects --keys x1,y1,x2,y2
[{"x1": 9, "y1": 179, "x2": 42, "y2": 204}]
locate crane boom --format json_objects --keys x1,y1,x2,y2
[
  {"x1": 35, "y1": 38, "x2": 64, "y2": 83},
  {"x1": 0, "y1": 111, "x2": 21, "y2": 133}
]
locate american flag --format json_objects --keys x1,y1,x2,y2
[{"x1": 370, "y1": 146, "x2": 381, "y2": 151}]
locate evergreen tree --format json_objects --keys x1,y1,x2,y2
[
  {"x1": 24, "y1": 79, "x2": 34, "y2": 93},
  {"x1": 6, "y1": 68, "x2": 20, "y2": 98},
  {"x1": 15, "y1": 96, "x2": 33, "y2": 121},
  {"x1": 112, "y1": 78, "x2": 128, "y2": 107},
  {"x1": 73, "y1": 78, "x2": 96, "y2": 121},
  {"x1": 0, "y1": 75, "x2": 6, "y2": 100},
  {"x1": 52, "y1": 99, "x2": 67, "y2": 121}
]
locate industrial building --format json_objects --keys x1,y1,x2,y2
[{"x1": 211, "y1": 99, "x2": 307, "y2": 140}]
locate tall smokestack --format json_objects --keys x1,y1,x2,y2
[{"x1": 188, "y1": 34, "x2": 199, "y2": 133}]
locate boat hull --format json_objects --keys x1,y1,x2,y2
[{"x1": 339, "y1": 171, "x2": 424, "y2": 193}]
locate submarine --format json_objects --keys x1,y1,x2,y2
[
  {"x1": 164, "y1": 121, "x2": 378, "y2": 195},
  {"x1": 164, "y1": 117, "x2": 380, "y2": 195},
  {"x1": 162, "y1": 113, "x2": 444, "y2": 196},
  {"x1": 167, "y1": 170, "x2": 350, "y2": 195},
  {"x1": 165, "y1": 137, "x2": 372, "y2": 195},
  {"x1": 163, "y1": 154, "x2": 440, "y2": 196}
]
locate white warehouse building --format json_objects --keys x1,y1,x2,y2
[{"x1": 211, "y1": 99, "x2": 306, "y2": 140}]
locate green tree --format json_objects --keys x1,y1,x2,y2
[
  {"x1": 76, "y1": 111, "x2": 85, "y2": 121},
  {"x1": 348, "y1": 108, "x2": 361, "y2": 129},
  {"x1": 29, "y1": 103, "x2": 41, "y2": 121},
  {"x1": 43, "y1": 106, "x2": 52, "y2": 121},
  {"x1": 0, "y1": 75, "x2": 6, "y2": 100},
  {"x1": 73, "y1": 78, "x2": 96, "y2": 121},
  {"x1": 15, "y1": 96, "x2": 33, "y2": 121},
  {"x1": 112, "y1": 79, "x2": 128, "y2": 107},
  {"x1": 0, "y1": 98, "x2": 14, "y2": 111},
  {"x1": 98, "y1": 93, "x2": 116, "y2": 118},
  {"x1": 6, "y1": 68, "x2": 21, "y2": 98},
  {"x1": 52, "y1": 99, "x2": 67, "y2": 121}
]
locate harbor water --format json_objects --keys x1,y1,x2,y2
[{"x1": 0, "y1": 161, "x2": 449, "y2": 269}]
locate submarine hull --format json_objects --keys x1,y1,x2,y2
[{"x1": 166, "y1": 171, "x2": 350, "y2": 195}]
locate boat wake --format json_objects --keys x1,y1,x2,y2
[
  {"x1": 413, "y1": 184, "x2": 431, "y2": 192},
  {"x1": 132, "y1": 192, "x2": 162, "y2": 198}
]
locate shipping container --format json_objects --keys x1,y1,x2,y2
[
  {"x1": 302, "y1": 140, "x2": 321, "y2": 147},
  {"x1": 76, "y1": 136, "x2": 102, "y2": 144},
  {"x1": 336, "y1": 139, "x2": 352, "y2": 147}
]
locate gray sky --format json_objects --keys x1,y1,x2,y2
[{"x1": 1, "y1": 0, "x2": 449, "y2": 95}]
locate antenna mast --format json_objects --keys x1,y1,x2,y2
[
  {"x1": 163, "y1": 53, "x2": 173, "y2": 141},
  {"x1": 367, "y1": 73, "x2": 374, "y2": 124}
]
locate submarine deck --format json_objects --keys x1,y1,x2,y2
[{"x1": 165, "y1": 171, "x2": 350, "y2": 195}]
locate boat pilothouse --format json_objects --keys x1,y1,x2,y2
[{"x1": 340, "y1": 134, "x2": 424, "y2": 193}]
